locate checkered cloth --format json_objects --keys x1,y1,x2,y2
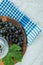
[{"x1": 0, "y1": 0, "x2": 41, "y2": 45}]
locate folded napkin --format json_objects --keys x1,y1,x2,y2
[{"x1": 0, "y1": 0, "x2": 41, "y2": 45}]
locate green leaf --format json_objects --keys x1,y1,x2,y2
[
  {"x1": 2, "y1": 53, "x2": 14, "y2": 65},
  {"x1": 9, "y1": 44, "x2": 21, "y2": 51},
  {"x1": 2, "y1": 44, "x2": 23, "y2": 65}
]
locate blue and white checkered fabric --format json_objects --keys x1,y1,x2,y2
[{"x1": 0, "y1": 0, "x2": 41, "y2": 45}]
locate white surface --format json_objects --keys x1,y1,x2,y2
[{"x1": 0, "y1": 0, "x2": 43, "y2": 65}]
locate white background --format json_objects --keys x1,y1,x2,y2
[{"x1": 0, "y1": 0, "x2": 43, "y2": 65}]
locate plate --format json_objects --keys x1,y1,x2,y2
[{"x1": 0, "y1": 16, "x2": 27, "y2": 65}]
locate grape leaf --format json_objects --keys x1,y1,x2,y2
[{"x1": 2, "y1": 44, "x2": 23, "y2": 65}]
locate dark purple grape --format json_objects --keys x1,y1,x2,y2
[
  {"x1": 9, "y1": 29, "x2": 12, "y2": 32},
  {"x1": 0, "y1": 18, "x2": 2, "y2": 22},
  {"x1": 12, "y1": 38, "x2": 15, "y2": 43},
  {"x1": 15, "y1": 29, "x2": 22, "y2": 35},
  {"x1": 12, "y1": 35, "x2": 18, "y2": 43},
  {"x1": 20, "y1": 34, "x2": 24, "y2": 41},
  {"x1": 0, "y1": 25, "x2": 2, "y2": 29},
  {"x1": 0, "y1": 22, "x2": 4, "y2": 29},
  {"x1": 0, "y1": 29, "x2": 7, "y2": 36},
  {"x1": 18, "y1": 37, "x2": 23, "y2": 44},
  {"x1": 14, "y1": 39, "x2": 18, "y2": 43},
  {"x1": 16, "y1": 26, "x2": 20, "y2": 30},
  {"x1": 7, "y1": 33, "x2": 14, "y2": 41},
  {"x1": 6, "y1": 27, "x2": 12, "y2": 32},
  {"x1": 4, "y1": 21, "x2": 9, "y2": 27},
  {"x1": 8, "y1": 34, "x2": 12, "y2": 40},
  {"x1": 18, "y1": 29, "x2": 22, "y2": 34},
  {"x1": 6, "y1": 36, "x2": 9, "y2": 41},
  {"x1": 6, "y1": 27, "x2": 10, "y2": 31},
  {"x1": 8, "y1": 22, "x2": 13, "y2": 27},
  {"x1": 15, "y1": 34, "x2": 18, "y2": 38},
  {"x1": 11, "y1": 26, "x2": 17, "y2": 32},
  {"x1": 17, "y1": 42, "x2": 23, "y2": 47},
  {"x1": 0, "y1": 29, "x2": 6, "y2": 33}
]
